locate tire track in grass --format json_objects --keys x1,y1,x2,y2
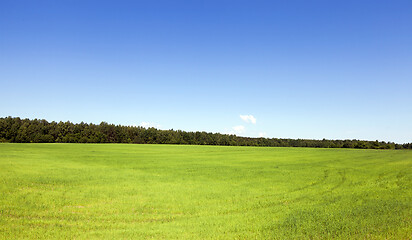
[
  {"x1": 222, "y1": 169, "x2": 341, "y2": 215},
  {"x1": 325, "y1": 169, "x2": 347, "y2": 193},
  {"x1": 290, "y1": 169, "x2": 330, "y2": 193}
]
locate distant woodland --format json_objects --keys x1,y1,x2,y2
[{"x1": 0, "y1": 117, "x2": 410, "y2": 149}]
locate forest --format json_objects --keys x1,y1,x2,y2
[{"x1": 0, "y1": 116, "x2": 410, "y2": 149}]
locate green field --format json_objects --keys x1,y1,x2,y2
[{"x1": 0, "y1": 144, "x2": 411, "y2": 239}]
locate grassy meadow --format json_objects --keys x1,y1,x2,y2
[{"x1": 0, "y1": 143, "x2": 411, "y2": 239}]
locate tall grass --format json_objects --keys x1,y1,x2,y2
[{"x1": 0, "y1": 144, "x2": 411, "y2": 239}]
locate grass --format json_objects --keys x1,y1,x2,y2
[{"x1": 0, "y1": 143, "x2": 411, "y2": 239}]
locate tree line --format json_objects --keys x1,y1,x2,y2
[{"x1": 0, "y1": 117, "x2": 410, "y2": 149}]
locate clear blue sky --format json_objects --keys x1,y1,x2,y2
[{"x1": 1, "y1": 0, "x2": 411, "y2": 143}]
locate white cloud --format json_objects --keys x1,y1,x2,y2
[
  {"x1": 258, "y1": 132, "x2": 267, "y2": 137},
  {"x1": 232, "y1": 125, "x2": 245, "y2": 134},
  {"x1": 240, "y1": 115, "x2": 256, "y2": 124},
  {"x1": 139, "y1": 121, "x2": 161, "y2": 129}
]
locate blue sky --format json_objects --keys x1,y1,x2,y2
[{"x1": 1, "y1": 0, "x2": 411, "y2": 143}]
